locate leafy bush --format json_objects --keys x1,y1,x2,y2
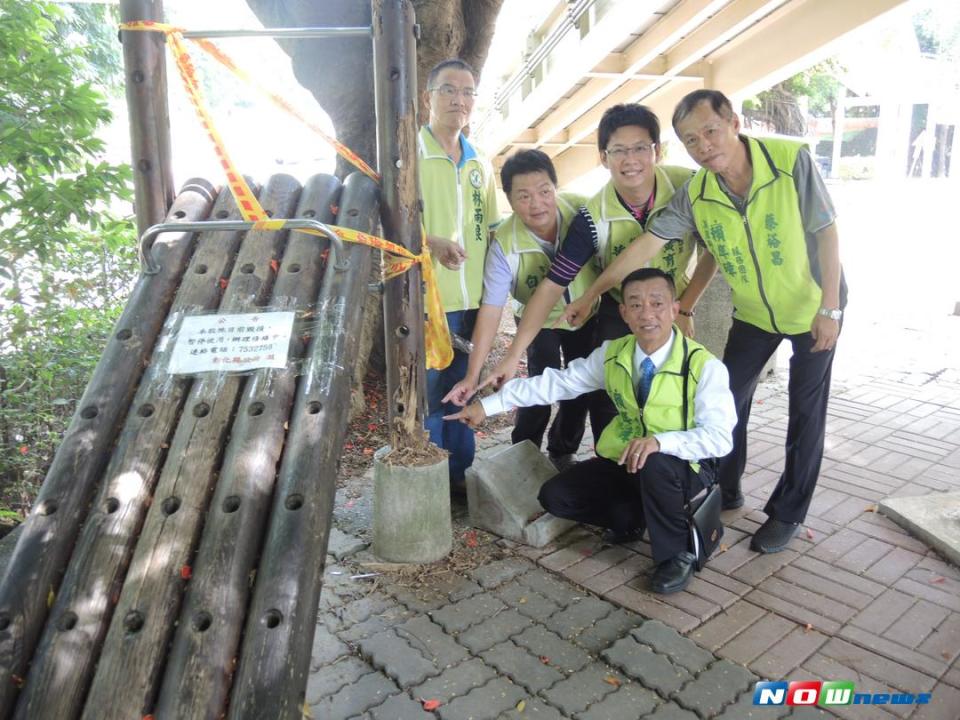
[{"x1": 1, "y1": 0, "x2": 135, "y2": 526}]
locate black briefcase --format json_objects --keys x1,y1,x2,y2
[{"x1": 688, "y1": 484, "x2": 723, "y2": 570}]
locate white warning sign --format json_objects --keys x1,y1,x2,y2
[{"x1": 168, "y1": 311, "x2": 295, "y2": 374}]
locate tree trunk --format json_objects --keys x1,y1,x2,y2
[{"x1": 243, "y1": 0, "x2": 504, "y2": 417}]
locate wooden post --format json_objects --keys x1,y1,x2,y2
[
  {"x1": 372, "y1": 0, "x2": 428, "y2": 450},
  {"x1": 0, "y1": 179, "x2": 214, "y2": 720},
  {"x1": 120, "y1": 0, "x2": 176, "y2": 238}
]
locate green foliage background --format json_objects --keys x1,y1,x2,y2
[{"x1": 0, "y1": 0, "x2": 135, "y2": 526}]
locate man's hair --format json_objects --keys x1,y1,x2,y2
[
  {"x1": 500, "y1": 150, "x2": 558, "y2": 194},
  {"x1": 597, "y1": 104, "x2": 661, "y2": 151},
  {"x1": 620, "y1": 267, "x2": 676, "y2": 300},
  {"x1": 672, "y1": 89, "x2": 735, "y2": 131},
  {"x1": 426, "y1": 59, "x2": 478, "y2": 88}
]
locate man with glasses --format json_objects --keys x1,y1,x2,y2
[
  {"x1": 480, "y1": 104, "x2": 717, "y2": 437},
  {"x1": 418, "y1": 59, "x2": 500, "y2": 492},
  {"x1": 561, "y1": 89, "x2": 847, "y2": 554}
]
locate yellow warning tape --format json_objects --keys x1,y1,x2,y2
[{"x1": 120, "y1": 21, "x2": 452, "y2": 370}]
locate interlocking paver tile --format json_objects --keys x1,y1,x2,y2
[
  {"x1": 498, "y1": 698, "x2": 566, "y2": 719},
  {"x1": 776, "y1": 565, "x2": 875, "y2": 609},
  {"x1": 311, "y1": 624, "x2": 351, "y2": 669},
  {"x1": 512, "y1": 624, "x2": 592, "y2": 673},
  {"x1": 308, "y1": 671, "x2": 398, "y2": 719},
  {"x1": 849, "y1": 587, "x2": 915, "y2": 634},
  {"x1": 715, "y1": 612, "x2": 795, "y2": 665},
  {"x1": 410, "y1": 658, "x2": 498, "y2": 704},
  {"x1": 711, "y1": 688, "x2": 791, "y2": 720},
  {"x1": 642, "y1": 701, "x2": 700, "y2": 720},
  {"x1": 603, "y1": 586, "x2": 699, "y2": 634},
  {"x1": 576, "y1": 680, "x2": 659, "y2": 719},
  {"x1": 631, "y1": 621, "x2": 715, "y2": 674},
  {"x1": 673, "y1": 659, "x2": 756, "y2": 718},
  {"x1": 367, "y1": 692, "x2": 433, "y2": 720},
  {"x1": 544, "y1": 595, "x2": 614, "y2": 639},
  {"x1": 480, "y1": 640, "x2": 565, "y2": 693},
  {"x1": 912, "y1": 681, "x2": 960, "y2": 720},
  {"x1": 494, "y1": 579, "x2": 561, "y2": 619},
  {"x1": 819, "y1": 638, "x2": 937, "y2": 692},
  {"x1": 394, "y1": 615, "x2": 470, "y2": 670},
  {"x1": 436, "y1": 677, "x2": 527, "y2": 720},
  {"x1": 917, "y1": 611, "x2": 960, "y2": 663},
  {"x1": 540, "y1": 663, "x2": 622, "y2": 715},
  {"x1": 745, "y1": 587, "x2": 844, "y2": 635},
  {"x1": 457, "y1": 608, "x2": 532, "y2": 653},
  {"x1": 430, "y1": 594, "x2": 509, "y2": 633},
  {"x1": 580, "y1": 552, "x2": 654, "y2": 595},
  {"x1": 575, "y1": 608, "x2": 644, "y2": 654},
  {"x1": 468, "y1": 557, "x2": 534, "y2": 589},
  {"x1": 339, "y1": 602, "x2": 415, "y2": 643},
  {"x1": 754, "y1": 576, "x2": 859, "y2": 625},
  {"x1": 540, "y1": 539, "x2": 602, "y2": 573},
  {"x1": 893, "y1": 577, "x2": 960, "y2": 613},
  {"x1": 307, "y1": 656, "x2": 374, "y2": 704},
  {"x1": 748, "y1": 625, "x2": 827, "y2": 678},
  {"x1": 561, "y1": 545, "x2": 635, "y2": 584},
  {"x1": 860, "y1": 546, "x2": 923, "y2": 586},
  {"x1": 602, "y1": 636, "x2": 691, "y2": 696},
  {"x1": 731, "y1": 549, "x2": 799, "y2": 585},
  {"x1": 325, "y1": 592, "x2": 397, "y2": 633},
  {"x1": 517, "y1": 568, "x2": 588, "y2": 608},
  {"x1": 790, "y1": 555, "x2": 886, "y2": 598},
  {"x1": 884, "y1": 599, "x2": 950, "y2": 648},
  {"x1": 704, "y1": 540, "x2": 755, "y2": 575},
  {"x1": 359, "y1": 628, "x2": 441, "y2": 687},
  {"x1": 688, "y1": 600, "x2": 767, "y2": 652},
  {"x1": 836, "y1": 624, "x2": 947, "y2": 677}
]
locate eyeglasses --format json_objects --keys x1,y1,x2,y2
[
  {"x1": 604, "y1": 143, "x2": 656, "y2": 161},
  {"x1": 429, "y1": 84, "x2": 478, "y2": 99}
]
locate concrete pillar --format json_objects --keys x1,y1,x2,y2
[
  {"x1": 830, "y1": 88, "x2": 845, "y2": 180},
  {"x1": 372, "y1": 446, "x2": 452, "y2": 563}
]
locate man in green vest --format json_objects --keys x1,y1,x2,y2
[
  {"x1": 442, "y1": 149, "x2": 601, "y2": 471},
  {"x1": 561, "y1": 89, "x2": 847, "y2": 554},
  {"x1": 446, "y1": 269, "x2": 736, "y2": 594},
  {"x1": 418, "y1": 59, "x2": 501, "y2": 489},
  {"x1": 479, "y1": 104, "x2": 718, "y2": 436}
]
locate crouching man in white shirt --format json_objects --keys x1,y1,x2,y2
[{"x1": 446, "y1": 268, "x2": 736, "y2": 594}]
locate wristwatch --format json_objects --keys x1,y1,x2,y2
[
  {"x1": 678, "y1": 308, "x2": 695, "y2": 318},
  {"x1": 817, "y1": 307, "x2": 843, "y2": 321}
]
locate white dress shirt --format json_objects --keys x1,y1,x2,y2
[{"x1": 481, "y1": 331, "x2": 736, "y2": 461}]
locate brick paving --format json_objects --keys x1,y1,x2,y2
[{"x1": 312, "y1": 340, "x2": 960, "y2": 717}]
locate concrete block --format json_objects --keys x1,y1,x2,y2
[
  {"x1": 880, "y1": 492, "x2": 960, "y2": 567},
  {"x1": 373, "y1": 446, "x2": 452, "y2": 563},
  {"x1": 465, "y1": 440, "x2": 575, "y2": 547}
]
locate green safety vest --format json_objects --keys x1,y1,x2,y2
[
  {"x1": 688, "y1": 136, "x2": 822, "y2": 334},
  {"x1": 494, "y1": 192, "x2": 599, "y2": 330},
  {"x1": 596, "y1": 330, "x2": 712, "y2": 472},
  {"x1": 418, "y1": 126, "x2": 500, "y2": 312},
  {"x1": 585, "y1": 165, "x2": 698, "y2": 303}
]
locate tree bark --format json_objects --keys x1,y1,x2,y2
[{"x1": 243, "y1": 0, "x2": 504, "y2": 416}]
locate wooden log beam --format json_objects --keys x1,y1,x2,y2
[
  {"x1": 119, "y1": 0, "x2": 176, "y2": 238},
  {"x1": 80, "y1": 175, "x2": 302, "y2": 720},
  {"x1": 152, "y1": 174, "x2": 343, "y2": 720},
  {"x1": 373, "y1": 0, "x2": 427, "y2": 449},
  {"x1": 228, "y1": 172, "x2": 379, "y2": 720},
  {"x1": 0, "y1": 178, "x2": 215, "y2": 720},
  {"x1": 9, "y1": 182, "x2": 245, "y2": 720}
]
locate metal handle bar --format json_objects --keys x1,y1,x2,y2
[{"x1": 139, "y1": 219, "x2": 349, "y2": 275}]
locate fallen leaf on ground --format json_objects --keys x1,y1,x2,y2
[
  {"x1": 181, "y1": 565, "x2": 192, "y2": 580},
  {"x1": 930, "y1": 576, "x2": 946, "y2": 584},
  {"x1": 604, "y1": 676, "x2": 621, "y2": 687},
  {"x1": 516, "y1": 700, "x2": 526, "y2": 712},
  {"x1": 805, "y1": 528, "x2": 814, "y2": 539},
  {"x1": 421, "y1": 699, "x2": 441, "y2": 711},
  {"x1": 864, "y1": 504, "x2": 877, "y2": 513},
  {"x1": 518, "y1": 597, "x2": 528, "y2": 604},
  {"x1": 539, "y1": 656, "x2": 551, "y2": 665},
  {"x1": 804, "y1": 623, "x2": 814, "y2": 633},
  {"x1": 718, "y1": 544, "x2": 729, "y2": 553}
]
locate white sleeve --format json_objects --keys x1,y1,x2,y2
[
  {"x1": 654, "y1": 357, "x2": 736, "y2": 461},
  {"x1": 481, "y1": 241, "x2": 511, "y2": 307},
  {"x1": 481, "y1": 342, "x2": 609, "y2": 416}
]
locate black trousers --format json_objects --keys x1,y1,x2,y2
[
  {"x1": 582, "y1": 294, "x2": 631, "y2": 439},
  {"x1": 538, "y1": 454, "x2": 708, "y2": 563},
  {"x1": 718, "y1": 318, "x2": 837, "y2": 523},
  {"x1": 513, "y1": 317, "x2": 600, "y2": 455}
]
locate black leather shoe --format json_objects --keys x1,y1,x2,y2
[
  {"x1": 650, "y1": 552, "x2": 696, "y2": 594},
  {"x1": 601, "y1": 527, "x2": 645, "y2": 545},
  {"x1": 721, "y1": 491, "x2": 744, "y2": 510},
  {"x1": 549, "y1": 453, "x2": 578, "y2": 473},
  {"x1": 749, "y1": 518, "x2": 799, "y2": 553}
]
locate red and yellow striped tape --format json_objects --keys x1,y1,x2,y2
[{"x1": 120, "y1": 21, "x2": 452, "y2": 370}]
